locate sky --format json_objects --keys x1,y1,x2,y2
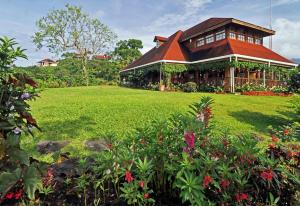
[{"x1": 0, "y1": 0, "x2": 300, "y2": 66}]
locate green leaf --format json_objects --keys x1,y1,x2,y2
[
  {"x1": 0, "y1": 169, "x2": 21, "y2": 197},
  {"x1": 7, "y1": 147, "x2": 29, "y2": 166},
  {"x1": 7, "y1": 133, "x2": 20, "y2": 146},
  {"x1": 23, "y1": 166, "x2": 41, "y2": 200}
]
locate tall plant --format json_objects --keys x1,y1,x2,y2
[{"x1": 0, "y1": 37, "x2": 41, "y2": 203}]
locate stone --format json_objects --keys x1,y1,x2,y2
[
  {"x1": 37, "y1": 140, "x2": 70, "y2": 154},
  {"x1": 84, "y1": 139, "x2": 108, "y2": 151}
]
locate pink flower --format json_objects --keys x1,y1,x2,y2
[
  {"x1": 184, "y1": 132, "x2": 195, "y2": 149},
  {"x1": 139, "y1": 181, "x2": 145, "y2": 188},
  {"x1": 5, "y1": 192, "x2": 14, "y2": 199},
  {"x1": 144, "y1": 193, "x2": 149, "y2": 199},
  {"x1": 283, "y1": 129, "x2": 289, "y2": 136},
  {"x1": 203, "y1": 175, "x2": 213, "y2": 188},
  {"x1": 125, "y1": 171, "x2": 134, "y2": 183},
  {"x1": 271, "y1": 135, "x2": 279, "y2": 143}
]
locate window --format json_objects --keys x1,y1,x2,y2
[
  {"x1": 255, "y1": 38, "x2": 262, "y2": 45},
  {"x1": 248, "y1": 37, "x2": 254, "y2": 43},
  {"x1": 205, "y1": 34, "x2": 214, "y2": 44},
  {"x1": 196, "y1": 38, "x2": 205, "y2": 47},
  {"x1": 229, "y1": 32, "x2": 236, "y2": 39},
  {"x1": 216, "y1": 30, "x2": 226, "y2": 41},
  {"x1": 238, "y1": 34, "x2": 245, "y2": 41}
]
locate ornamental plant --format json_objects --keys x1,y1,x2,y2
[{"x1": 0, "y1": 37, "x2": 42, "y2": 204}]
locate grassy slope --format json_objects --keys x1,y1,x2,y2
[{"x1": 23, "y1": 86, "x2": 295, "y2": 159}]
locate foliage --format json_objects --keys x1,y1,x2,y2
[
  {"x1": 32, "y1": 4, "x2": 117, "y2": 86},
  {"x1": 15, "y1": 57, "x2": 119, "y2": 88},
  {"x1": 182, "y1": 82, "x2": 197, "y2": 93},
  {"x1": 0, "y1": 37, "x2": 42, "y2": 204},
  {"x1": 112, "y1": 39, "x2": 143, "y2": 69},
  {"x1": 289, "y1": 69, "x2": 300, "y2": 93},
  {"x1": 236, "y1": 83, "x2": 267, "y2": 92},
  {"x1": 32, "y1": 96, "x2": 300, "y2": 205}
]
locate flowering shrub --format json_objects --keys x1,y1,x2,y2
[
  {"x1": 0, "y1": 37, "x2": 41, "y2": 205},
  {"x1": 17, "y1": 94, "x2": 299, "y2": 205}
]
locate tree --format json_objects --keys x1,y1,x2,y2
[
  {"x1": 112, "y1": 39, "x2": 143, "y2": 69},
  {"x1": 32, "y1": 4, "x2": 117, "y2": 86}
]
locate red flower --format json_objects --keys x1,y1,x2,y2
[
  {"x1": 184, "y1": 132, "x2": 195, "y2": 149},
  {"x1": 139, "y1": 181, "x2": 145, "y2": 188},
  {"x1": 14, "y1": 189, "x2": 23, "y2": 200},
  {"x1": 125, "y1": 171, "x2": 134, "y2": 183},
  {"x1": 268, "y1": 144, "x2": 276, "y2": 150},
  {"x1": 140, "y1": 138, "x2": 146, "y2": 145},
  {"x1": 220, "y1": 179, "x2": 230, "y2": 189},
  {"x1": 235, "y1": 193, "x2": 248, "y2": 202},
  {"x1": 260, "y1": 170, "x2": 274, "y2": 181},
  {"x1": 144, "y1": 193, "x2": 149, "y2": 199},
  {"x1": 203, "y1": 175, "x2": 213, "y2": 188},
  {"x1": 223, "y1": 139, "x2": 229, "y2": 148},
  {"x1": 5, "y1": 192, "x2": 14, "y2": 199},
  {"x1": 271, "y1": 135, "x2": 279, "y2": 143},
  {"x1": 283, "y1": 129, "x2": 289, "y2": 136},
  {"x1": 106, "y1": 143, "x2": 113, "y2": 150}
]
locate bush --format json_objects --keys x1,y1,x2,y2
[
  {"x1": 0, "y1": 37, "x2": 42, "y2": 205},
  {"x1": 31, "y1": 96, "x2": 300, "y2": 206},
  {"x1": 289, "y1": 70, "x2": 300, "y2": 93},
  {"x1": 271, "y1": 86, "x2": 289, "y2": 93},
  {"x1": 182, "y1": 82, "x2": 197, "y2": 92}
]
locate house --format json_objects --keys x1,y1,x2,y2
[
  {"x1": 120, "y1": 18, "x2": 298, "y2": 92},
  {"x1": 37, "y1": 59, "x2": 57, "y2": 67},
  {"x1": 93, "y1": 55, "x2": 111, "y2": 60}
]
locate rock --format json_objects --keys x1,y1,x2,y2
[
  {"x1": 84, "y1": 139, "x2": 108, "y2": 151},
  {"x1": 51, "y1": 158, "x2": 80, "y2": 179},
  {"x1": 37, "y1": 140, "x2": 70, "y2": 154}
]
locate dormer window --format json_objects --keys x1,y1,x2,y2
[
  {"x1": 216, "y1": 30, "x2": 226, "y2": 41},
  {"x1": 255, "y1": 38, "x2": 262, "y2": 45},
  {"x1": 205, "y1": 34, "x2": 214, "y2": 44},
  {"x1": 196, "y1": 38, "x2": 205, "y2": 47},
  {"x1": 238, "y1": 34, "x2": 245, "y2": 41},
  {"x1": 229, "y1": 32, "x2": 236, "y2": 39},
  {"x1": 248, "y1": 37, "x2": 254, "y2": 43}
]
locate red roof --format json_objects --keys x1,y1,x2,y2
[
  {"x1": 123, "y1": 18, "x2": 295, "y2": 71},
  {"x1": 94, "y1": 55, "x2": 111, "y2": 60},
  {"x1": 124, "y1": 31, "x2": 189, "y2": 70},
  {"x1": 37, "y1": 58, "x2": 56, "y2": 63},
  {"x1": 154, "y1": 36, "x2": 168, "y2": 42}
]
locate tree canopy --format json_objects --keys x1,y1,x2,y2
[
  {"x1": 112, "y1": 39, "x2": 143, "y2": 69},
  {"x1": 32, "y1": 4, "x2": 117, "y2": 85}
]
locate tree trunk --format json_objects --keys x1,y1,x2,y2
[{"x1": 82, "y1": 56, "x2": 89, "y2": 86}]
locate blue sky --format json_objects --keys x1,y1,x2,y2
[{"x1": 0, "y1": 0, "x2": 300, "y2": 66}]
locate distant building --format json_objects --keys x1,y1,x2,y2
[
  {"x1": 93, "y1": 55, "x2": 111, "y2": 60},
  {"x1": 37, "y1": 59, "x2": 57, "y2": 67}
]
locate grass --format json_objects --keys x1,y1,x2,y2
[{"x1": 22, "y1": 86, "x2": 296, "y2": 160}]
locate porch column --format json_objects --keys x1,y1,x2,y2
[
  {"x1": 230, "y1": 67, "x2": 235, "y2": 93},
  {"x1": 263, "y1": 69, "x2": 266, "y2": 87}
]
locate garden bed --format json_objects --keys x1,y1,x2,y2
[{"x1": 241, "y1": 91, "x2": 293, "y2": 96}]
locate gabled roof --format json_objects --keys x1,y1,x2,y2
[
  {"x1": 190, "y1": 39, "x2": 293, "y2": 64},
  {"x1": 124, "y1": 31, "x2": 189, "y2": 70},
  {"x1": 154, "y1": 36, "x2": 168, "y2": 42}
]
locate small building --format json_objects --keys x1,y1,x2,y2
[
  {"x1": 37, "y1": 59, "x2": 57, "y2": 67},
  {"x1": 120, "y1": 18, "x2": 298, "y2": 92}
]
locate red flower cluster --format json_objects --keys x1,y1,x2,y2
[
  {"x1": 220, "y1": 179, "x2": 230, "y2": 189},
  {"x1": 203, "y1": 175, "x2": 213, "y2": 188},
  {"x1": 144, "y1": 193, "x2": 149, "y2": 199},
  {"x1": 283, "y1": 129, "x2": 289, "y2": 136},
  {"x1": 241, "y1": 91, "x2": 291, "y2": 96},
  {"x1": 125, "y1": 171, "x2": 134, "y2": 183},
  {"x1": 271, "y1": 135, "x2": 279, "y2": 143},
  {"x1": 260, "y1": 170, "x2": 274, "y2": 181},
  {"x1": 43, "y1": 168, "x2": 54, "y2": 186},
  {"x1": 184, "y1": 132, "x2": 195, "y2": 149},
  {"x1": 235, "y1": 193, "x2": 248, "y2": 202},
  {"x1": 2, "y1": 189, "x2": 23, "y2": 201}
]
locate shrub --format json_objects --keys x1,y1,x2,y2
[
  {"x1": 289, "y1": 70, "x2": 300, "y2": 93},
  {"x1": 271, "y1": 86, "x2": 289, "y2": 93},
  {"x1": 35, "y1": 96, "x2": 300, "y2": 206},
  {"x1": 182, "y1": 82, "x2": 197, "y2": 92},
  {"x1": 0, "y1": 37, "x2": 42, "y2": 205}
]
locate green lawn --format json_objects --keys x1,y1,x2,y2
[{"x1": 22, "y1": 86, "x2": 296, "y2": 159}]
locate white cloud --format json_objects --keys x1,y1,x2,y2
[
  {"x1": 144, "y1": 0, "x2": 212, "y2": 32},
  {"x1": 273, "y1": 0, "x2": 300, "y2": 6},
  {"x1": 272, "y1": 18, "x2": 300, "y2": 58}
]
